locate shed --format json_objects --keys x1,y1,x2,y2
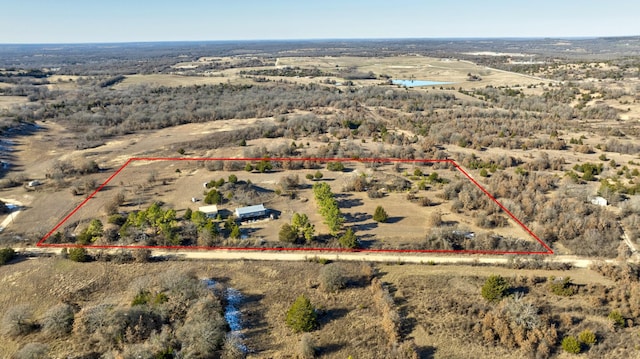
[
  {"x1": 590, "y1": 196, "x2": 608, "y2": 207},
  {"x1": 235, "y1": 204, "x2": 267, "y2": 220},
  {"x1": 198, "y1": 205, "x2": 219, "y2": 218}
]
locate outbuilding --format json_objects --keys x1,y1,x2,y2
[
  {"x1": 235, "y1": 204, "x2": 268, "y2": 220},
  {"x1": 590, "y1": 196, "x2": 608, "y2": 207},
  {"x1": 198, "y1": 204, "x2": 219, "y2": 218}
]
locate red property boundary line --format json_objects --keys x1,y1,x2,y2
[{"x1": 37, "y1": 157, "x2": 553, "y2": 255}]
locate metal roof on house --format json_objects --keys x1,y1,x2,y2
[
  {"x1": 198, "y1": 205, "x2": 219, "y2": 213},
  {"x1": 235, "y1": 204, "x2": 266, "y2": 215}
]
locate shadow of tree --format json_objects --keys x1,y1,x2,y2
[
  {"x1": 337, "y1": 198, "x2": 363, "y2": 209},
  {"x1": 319, "y1": 307, "x2": 349, "y2": 328},
  {"x1": 344, "y1": 211, "x2": 371, "y2": 223},
  {"x1": 316, "y1": 342, "x2": 345, "y2": 355},
  {"x1": 350, "y1": 222, "x2": 378, "y2": 231},
  {"x1": 385, "y1": 216, "x2": 405, "y2": 224},
  {"x1": 356, "y1": 234, "x2": 376, "y2": 249},
  {"x1": 417, "y1": 346, "x2": 437, "y2": 358}
]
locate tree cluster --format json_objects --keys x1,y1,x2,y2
[
  {"x1": 204, "y1": 189, "x2": 223, "y2": 205},
  {"x1": 312, "y1": 182, "x2": 344, "y2": 234},
  {"x1": 119, "y1": 202, "x2": 179, "y2": 245},
  {"x1": 76, "y1": 219, "x2": 104, "y2": 244},
  {"x1": 484, "y1": 171, "x2": 622, "y2": 257},
  {"x1": 279, "y1": 213, "x2": 315, "y2": 244}
]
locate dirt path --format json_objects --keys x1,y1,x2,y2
[
  {"x1": 623, "y1": 231, "x2": 637, "y2": 253},
  {"x1": 0, "y1": 199, "x2": 22, "y2": 233},
  {"x1": 21, "y1": 246, "x2": 615, "y2": 269},
  {"x1": 621, "y1": 222, "x2": 639, "y2": 261},
  {"x1": 151, "y1": 250, "x2": 612, "y2": 268}
]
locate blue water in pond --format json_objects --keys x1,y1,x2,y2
[{"x1": 392, "y1": 79, "x2": 453, "y2": 87}]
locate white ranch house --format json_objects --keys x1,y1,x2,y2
[{"x1": 198, "y1": 205, "x2": 219, "y2": 218}]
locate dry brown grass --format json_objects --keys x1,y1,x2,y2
[
  {"x1": 277, "y1": 55, "x2": 543, "y2": 89},
  {"x1": 0, "y1": 95, "x2": 28, "y2": 109},
  {"x1": 0, "y1": 258, "x2": 397, "y2": 358},
  {"x1": 378, "y1": 263, "x2": 640, "y2": 358},
  {"x1": 0, "y1": 254, "x2": 637, "y2": 357},
  {"x1": 113, "y1": 74, "x2": 249, "y2": 89}
]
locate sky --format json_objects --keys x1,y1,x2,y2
[{"x1": 1, "y1": 0, "x2": 639, "y2": 43}]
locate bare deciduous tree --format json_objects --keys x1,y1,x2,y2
[
  {"x1": 13, "y1": 343, "x2": 49, "y2": 359},
  {"x1": 298, "y1": 333, "x2": 316, "y2": 359},
  {"x1": 41, "y1": 303, "x2": 75, "y2": 338},
  {"x1": 319, "y1": 263, "x2": 348, "y2": 292},
  {"x1": 1, "y1": 305, "x2": 35, "y2": 337}
]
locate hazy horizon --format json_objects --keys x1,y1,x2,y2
[
  {"x1": 1, "y1": 0, "x2": 639, "y2": 44},
  {"x1": 3, "y1": 35, "x2": 639, "y2": 46}
]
